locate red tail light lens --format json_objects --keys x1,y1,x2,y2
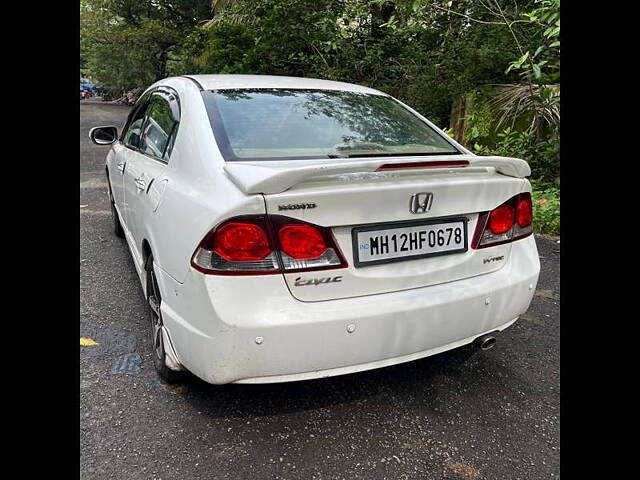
[
  {"x1": 213, "y1": 222, "x2": 271, "y2": 261},
  {"x1": 488, "y1": 204, "x2": 515, "y2": 234},
  {"x1": 192, "y1": 215, "x2": 347, "y2": 275},
  {"x1": 516, "y1": 194, "x2": 533, "y2": 227},
  {"x1": 472, "y1": 192, "x2": 533, "y2": 249},
  {"x1": 278, "y1": 225, "x2": 327, "y2": 259}
]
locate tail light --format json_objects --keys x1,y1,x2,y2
[
  {"x1": 191, "y1": 215, "x2": 347, "y2": 275},
  {"x1": 472, "y1": 192, "x2": 533, "y2": 249},
  {"x1": 516, "y1": 195, "x2": 533, "y2": 227},
  {"x1": 191, "y1": 216, "x2": 281, "y2": 274},
  {"x1": 214, "y1": 222, "x2": 272, "y2": 261},
  {"x1": 278, "y1": 225, "x2": 326, "y2": 259},
  {"x1": 488, "y1": 204, "x2": 515, "y2": 234}
]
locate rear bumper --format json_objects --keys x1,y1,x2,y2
[
  {"x1": 158, "y1": 235, "x2": 540, "y2": 384},
  {"x1": 234, "y1": 317, "x2": 518, "y2": 384}
]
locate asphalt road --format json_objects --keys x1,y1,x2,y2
[{"x1": 80, "y1": 102, "x2": 560, "y2": 480}]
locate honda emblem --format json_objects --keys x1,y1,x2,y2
[{"x1": 409, "y1": 192, "x2": 433, "y2": 214}]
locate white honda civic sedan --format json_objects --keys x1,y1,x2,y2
[{"x1": 90, "y1": 74, "x2": 540, "y2": 385}]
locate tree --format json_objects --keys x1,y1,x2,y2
[{"x1": 80, "y1": 0, "x2": 211, "y2": 93}]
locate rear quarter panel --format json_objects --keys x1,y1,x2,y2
[{"x1": 137, "y1": 78, "x2": 267, "y2": 284}]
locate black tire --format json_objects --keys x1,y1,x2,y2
[
  {"x1": 107, "y1": 174, "x2": 125, "y2": 238},
  {"x1": 146, "y1": 255, "x2": 183, "y2": 383}
]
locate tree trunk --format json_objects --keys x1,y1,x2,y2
[
  {"x1": 450, "y1": 94, "x2": 473, "y2": 146},
  {"x1": 371, "y1": 2, "x2": 395, "y2": 39},
  {"x1": 156, "y1": 47, "x2": 171, "y2": 81}
]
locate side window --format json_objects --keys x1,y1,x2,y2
[
  {"x1": 139, "y1": 95, "x2": 179, "y2": 162},
  {"x1": 123, "y1": 101, "x2": 150, "y2": 149}
]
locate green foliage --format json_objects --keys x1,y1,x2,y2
[
  {"x1": 531, "y1": 181, "x2": 560, "y2": 235},
  {"x1": 175, "y1": 23, "x2": 256, "y2": 75},
  {"x1": 470, "y1": 117, "x2": 560, "y2": 234},
  {"x1": 507, "y1": 0, "x2": 560, "y2": 84},
  {"x1": 460, "y1": 0, "x2": 560, "y2": 191},
  {"x1": 464, "y1": 93, "x2": 494, "y2": 145},
  {"x1": 81, "y1": 0, "x2": 211, "y2": 94},
  {"x1": 81, "y1": 1, "x2": 549, "y2": 125},
  {"x1": 168, "y1": 0, "x2": 536, "y2": 127},
  {"x1": 442, "y1": 127, "x2": 455, "y2": 139},
  {"x1": 81, "y1": 0, "x2": 560, "y2": 227},
  {"x1": 472, "y1": 125, "x2": 559, "y2": 185}
]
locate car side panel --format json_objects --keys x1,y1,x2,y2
[
  {"x1": 134, "y1": 77, "x2": 269, "y2": 284},
  {"x1": 148, "y1": 171, "x2": 266, "y2": 284},
  {"x1": 122, "y1": 150, "x2": 168, "y2": 262},
  {"x1": 107, "y1": 142, "x2": 127, "y2": 209}
]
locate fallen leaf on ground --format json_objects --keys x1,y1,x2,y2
[
  {"x1": 163, "y1": 384, "x2": 187, "y2": 395},
  {"x1": 445, "y1": 461, "x2": 479, "y2": 480},
  {"x1": 535, "y1": 289, "x2": 559, "y2": 300},
  {"x1": 520, "y1": 313, "x2": 544, "y2": 325}
]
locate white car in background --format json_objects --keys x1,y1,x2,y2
[{"x1": 90, "y1": 74, "x2": 540, "y2": 385}]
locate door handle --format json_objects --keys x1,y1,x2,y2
[
  {"x1": 134, "y1": 177, "x2": 147, "y2": 191},
  {"x1": 117, "y1": 161, "x2": 126, "y2": 173}
]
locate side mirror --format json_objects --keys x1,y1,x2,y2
[{"x1": 89, "y1": 126, "x2": 118, "y2": 145}]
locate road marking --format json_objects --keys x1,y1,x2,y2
[
  {"x1": 80, "y1": 337, "x2": 99, "y2": 346},
  {"x1": 110, "y1": 353, "x2": 142, "y2": 375}
]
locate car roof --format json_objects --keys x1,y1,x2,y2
[{"x1": 182, "y1": 74, "x2": 386, "y2": 95}]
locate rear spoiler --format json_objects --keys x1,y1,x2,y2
[{"x1": 223, "y1": 155, "x2": 530, "y2": 195}]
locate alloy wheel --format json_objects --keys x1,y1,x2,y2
[{"x1": 147, "y1": 267, "x2": 165, "y2": 362}]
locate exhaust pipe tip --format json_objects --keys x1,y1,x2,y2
[{"x1": 474, "y1": 333, "x2": 497, "y2": 351}]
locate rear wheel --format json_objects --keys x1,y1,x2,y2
[
  {"x1": 146, "y1": 255, "x2": 183, "y2": 383},
  {"x1": 107, "y1": 174, "x2": 124, "y2": 238}
]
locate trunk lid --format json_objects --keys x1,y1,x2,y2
[
  {"x1": 223, "y1": 154, "x2": 530, "y2": 195},
  {"x1": 226, "y1": 156, "x2": 528, "y2": 302}
]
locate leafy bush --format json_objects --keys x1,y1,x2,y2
[
  {"x1": 465, "y1": 91, "x2": 560, "y2": 186},
  {"x1": 468, "y1": 102, "x2": 560, "y2": 235},
  {"x1": 473, "y1": 127, "x2": 560, "y2": 235},
  {"x1": 81, "y1": 0, "x2": 560, "y2": 234},
  {"x1": 531, "y1": 181, "x2": 560, "y2": 235}
]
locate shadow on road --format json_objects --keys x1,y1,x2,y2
[{"x1": 175, "y1": 344, "x2": 527, "y2": 419}]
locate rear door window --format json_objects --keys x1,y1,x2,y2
[
  {"x1": 122, "y1": 99, "x2": 150, "y2": 148},
  {"x1": 139, "y1": 95, "x2": 179, "y2": 162}
]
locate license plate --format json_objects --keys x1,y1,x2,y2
[{"x1": 352, "y1": 217, "x2": 468, "y2": 267}]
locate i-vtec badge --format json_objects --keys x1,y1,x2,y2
[
  {"x1": 294, "y1": 276, "x2": 342, "y2": 287},
  {"x1": 278, "y1": 203, "x2": 317, "y2": 211},
  {"x1": 409, "y1": 192, "x2": 433, "y2": 214},
  {"x1": 483, "y1": 255, "x2": 504, "y2": 264}
]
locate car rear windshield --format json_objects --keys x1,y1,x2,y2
[{"x1": 202, "y1": 89, "x2": 460, "y2": 161}]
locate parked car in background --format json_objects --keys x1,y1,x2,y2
[{"x1": 90, "y1": 75, "x2": 540, "y2": 385}]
